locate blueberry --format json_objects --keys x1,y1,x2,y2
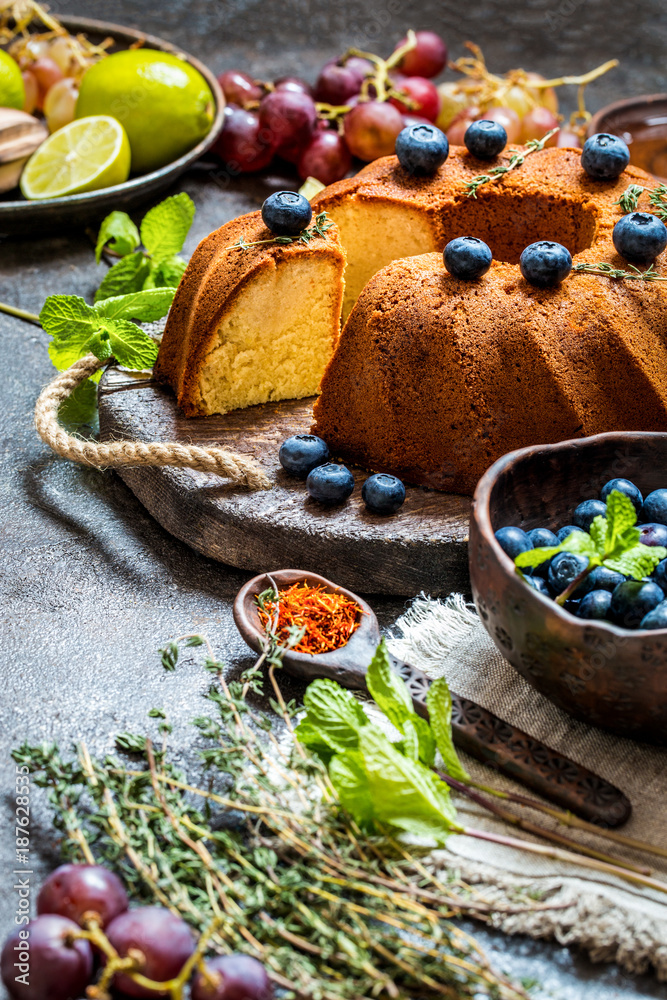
[
  {"x1": 610, "y1": 580, "x2": 665, "y2": 628},
  {"x1": 639, "y1": 523, "x2": 667, "y2": 547},
  {"x1": 306, "y1": 463, "x2": 355, "y2": 504},
  {"x1": 444, "y1": 237, "x2": 493, "y2": 280},
  {"x1": 261, "y1": 190, "x2": 312, "y2": 236},
  {"x1": 556, "y1": 525, "x2": 585, "y2": 543},
  {"x1": 581, "y1": 133, "x2": 630, "y2": 180},
  {"x1": 495, "y1": 526, "x2": 532, "y2": 560},
  {"x1": 548, "y1": 551, "x2": 589, "y2": 595},
  {"x1": 573, "y1": 499, "x2": 607, "y2": 531},
  {"x1": 520, "y1": 241, "x2": 572, "y2": 289},
  {"x1": 585, "y1": 565, "x2": 626, "y2": 592},
  {"x1": 577, "y1": 590, "x2": 613, "y2": 620},
  {"x1": 279, "y1": 434, "x2": 329, "y2": 478},
  {"x1": 640, "y1": 489, "x2": 667, "y2": 526},
  {"x1": 464, "y1": 119, "x2": 507, "y2": 160},
  {"x1": 361, "y1": 473, "x2": 406, "y2": 515},
  {"x1": 652, "y1": 557, "x2": 667, "y2": 590},
  {"x1": 526, "y1": 528, "x2": 560, "y2": 548},
  {"x1": 639, "y1": 600, "x2": 667, "y2": 630},
  {"x1": 526, "y1": 575, "x2": 551, "y2": 597},
  {"x1": 395, "y1": 123, "x2": 449, "y2": 175},
  {"x1": 600, "y1": 478, "x2": 643, "y2": 514},
  {"x1": 613, "y1": 212, "x2": 667, "y2": 265}
]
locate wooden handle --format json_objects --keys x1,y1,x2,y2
[{"x1": 389, "y1": 655, "x2": 631, "y2": 828}]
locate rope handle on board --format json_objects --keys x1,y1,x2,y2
[{"x1": 33, "y1": 355, "x2": 273, "y2": 492}]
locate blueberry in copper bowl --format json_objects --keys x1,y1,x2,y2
[{"x1": 469, "y1": 430, "x2": 667, "y2": 745}]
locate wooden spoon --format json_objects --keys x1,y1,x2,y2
[{"x1": 233, "y1": 569, "x2": 631, "y2": 828}]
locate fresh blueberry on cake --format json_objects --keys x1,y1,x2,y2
[
  {"x1": 361, "y1": 473, "x2": 406, "y2": 514},
  {"x1": 581, "y1": 133, "x2": 630, "y2": 180},
  {"x1": 261, "y1": 191, "x2": 313, "y2": 236},
  {"x1": 444, "y1": 236, "x2": 493, "y2": 280},
  {"x1": 279, "y1": 434, "x2": 330, "y2": 478},
  {"x1": 519, "y1": 241, "x2": 572, "y2": 288},
  {"x1": 613, "y1": 212, "x2": 667, "y2": 265},
  {"x1": 395, "y1": 123, "x2": 449, "y2": 176},
  {"x1": 306, "y1": 463, "x2": 355, "y2": 504},
  {"x1": 464, "y1": 119, "x2": 507, "y2": 160}
]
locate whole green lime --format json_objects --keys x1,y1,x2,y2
[
  {"x1": 75, "y1": 49, "x2": 215, "y2": 174},
  {"x1": 0, "y1": 49, "x2": 25, "y2": 110}
]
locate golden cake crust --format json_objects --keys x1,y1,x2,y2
[
  {"x1": 311, "y1": 145, "x2": 667, "y2": 493},
  {"x1": 154, "y1": 211, "x2": 346, "y2": 416}
]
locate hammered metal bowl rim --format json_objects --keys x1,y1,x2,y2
[
  {"x1": 0, "y1": 15, "x2": 224, "y2": 216},
  {"x1": 472, "y1": 430, "x2": 667, "y2": 638}
]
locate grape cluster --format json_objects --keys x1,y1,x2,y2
[
  {"x1": 212, "y1": 30, "x2": 448, "y2": 185},
  {"x1": 0, "y1": 863, "x2": 271, "y2": 1000},
  {"x1": 9, "y1": 33, "x2": 93, "y2": 133}
]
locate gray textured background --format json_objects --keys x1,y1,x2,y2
[{"x1": 1, "y1": 1, "x2": 667, "y2": 997}]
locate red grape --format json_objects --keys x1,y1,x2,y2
[
  {"x1": 274, "y1": 76, "x2": 312, "y2": 96},
  {"x1": 105, "y1": 907, "x2": 195, "y2": 998},
  {"x1": 218, "y1": 70, "x2": 263, "y2": 108},
  {"x1": 394, "y1": 31, "x2": 447, "y2": 78},
  {"x1": 37, "y1": 864, "x2": 128, "y2": 930},
  {"x1": 1, "y1": 915, "x2": 93, "y2": 1000},
  {"x1": 402, "y1": 113, "x2": 434, "y2": 128},
  {"x1": 557, "y1": 128, "x2": 582, "y2": 149},
  {"x1": 478, "y1": 106, "x2": 521, "y2": 144},
  {"x1": 213, "y1": 106, "x2": 277, "y2": 172},
  {"x1": 446, "y1": 106, "x2": 480, "y2": 145},
  {"x1": 191, "y1": 954, "x2": 272, "y2": 1000},
  {"x1": 29, "y1": 57, "x2": 63, "y2": 109},
  {"x1": 343, "y1": 101, "x2": 403, "y2": 161},
  {"x1": 259, "y1": 89, "x2": 317, "y2": 158},
  {"x1": 298, "y1": 129, "x2": 351, "y2": 184},
  {"x1": 314, "y1": 61, "x2": 361, "y2": 105},
  {"x1": 521, "y1": 106, "x2": 559, "y2": 144},
  {"x1": 524, "y1": 72, "x2": 559, "y2": 114},
  {"x1": 21, "y1": 70, "x2": 38, "y2": 114},
  {"x1": 389, "y1": 75, "x2": 439, "y2": 122},
  {"x1": 345, "y1": 56, "x2": 374, "y2": 83},
  {"x1": 43, "y1": 78, "x2": 79, "y2": 133}
]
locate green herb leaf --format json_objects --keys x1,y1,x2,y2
[
  {"x1": 603, "y1": 490, "x2": 639, "y2": 553},
  {"x1": 148, "y1": 708, "x2": 166, "y2": 719},
  {"x1": 83, "y1": 329, "x2": 113, "y2": 362},
  {"x1": 95, "y1": 210, "x2": 140, "y2": 263},
  {"x1": 426, "y1": 677, "x2": 470, "y2": 783},
  {"x1": 40, "y1": 294, "x2": 98, "y2": 341},
  {"x1": 115, "y1": 732, "x2": 147, "y2": 753},
  {"x1": 100, "y1": 318, "x2": 159, "y2": 370},
  {"x1": 140, "y1": 192, "x2": 195, "y2": 263},
  {"x1": 94, "y1": 252, "x2": 152, "y2": 302},
  {"x1": 328, "y1": 750, "x2": 375, "y2": 828},
  {"x1": 95, "y1": 287, "x2": 176, "y2": 323},
  {"x1": 365, "y1": 640, "x2": 435, "y2": 766},
  {"x1": 57, "y1": 379, "x2": 99, "y2": 433},
  {"x1": 296, "y1": 678, "x2": 368, "y2": 754},
  {"x1": 147, "y1": 255, "x2": 188, "y2": 289},
  {"x1": 606, "y1": 543, "x2": 667, "y2": 579}
]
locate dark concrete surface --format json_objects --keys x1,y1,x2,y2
[{"x1": 1, "y1": 2, "x2": 667, "y2": 997}]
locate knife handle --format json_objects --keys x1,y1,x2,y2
[{"x1": 389, "y1": 656, "x2": 631, "y2": 828}]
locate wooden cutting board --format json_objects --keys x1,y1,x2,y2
[{"x1": 98, "y1": 367, "x2": 471, "y2": 595}]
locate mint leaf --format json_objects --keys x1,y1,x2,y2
[
  {"x1": 426, "y1": 677, "x2": 470, "y2": 783},
  {"x1": 605, "y1": 490, "x2": 638, "y2": 552},
  {"x1": 356, "y1": 726, "x2": 459, "y2": 844},
  {"x1": 95, "y1": 252, "x2": 151, "y2": 302},
  {"x1": 328, "y1": 750, "x2": 375, "y2": 828},
  {"x1": 40, "y1": 294, "x2": 97, "y2": 341},
  {"x1": 561, "y1": 532, "x2": 599, "y2": 559},
  {"x1": 147, "y1": 255, "x2": 187, "y2": 289},
  {"x1": 100, "y1": 318, "x2": 159, "y2": 370},
  {"x1": 397, "y1": 717, "x2": 420, "y2": 762},
  {"x1": 140, "y1": 192, "x2": 195, "y2": 263},
  {"x1": 366, "y1": 640, "x2": 435, "y2": 766},
  {"x1": 296, "y1": 679, "x2": 368, "y2": 755},
  {"x1": 95, "y1": 210, "x2": 140, "y2": 264},
  {"x1": 515, "y1": 545, "x2": 562, "y2": 569},
  {"x1": 57, "y1": 379, "x2": 99, "y2": 433},
  {"x1": 95, "y1": 287, "x2": 176, "y2": 323},
  {"x1": 606, "y1": 543, "x2": 667, "y2": 579},
  {"x1": 293, "y1": 720, "x2": 336, "y2": 764},
  {"x1": 83, "y1": 329, "x2": 113, "y2": 362}
]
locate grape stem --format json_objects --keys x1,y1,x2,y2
[
  {"x1": 0, "y1": 300, "x2": 41, "y2": 326},
  {"x1": 341, "y1": 29, "x2": 418, "y2": 105}
]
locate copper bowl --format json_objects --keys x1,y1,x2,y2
[
  {"x1": 469, "y1": 432, "x2": 667, "y2": 746},
  {"x1": 587, "y1": 94, "x2": 667, "y2": 182}
]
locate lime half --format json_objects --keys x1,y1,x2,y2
[
  {"x1": 0, "y1": 49, "x2": 25, "y2": 110},
  {"x1": 20, "y1": 115, "x2": 131, "y2": 200}
]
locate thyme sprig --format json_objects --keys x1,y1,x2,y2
[
  {"x1": 572, "y1": 261, "x2": 667, "y2": 282},
  {"x1": 223, "y1": 212, "x2": 334, "y2": 254},
  {"x1": 649, "y1": 183, "x2": 667, "y2": 221},
  {"x1": 465, "y1": 127, "x2": 559, "y2": 198},
  {"x1": 614, "y1": 183, "x2": 645, "y2": 213}
]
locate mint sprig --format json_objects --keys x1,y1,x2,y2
[
  {"x1": 94, "y1": 192, "x2": 194, "y2": 302},
  {"x1": 514, "y1": 489, "x2": 667, "y2": 604}
]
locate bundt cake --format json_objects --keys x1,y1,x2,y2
[
  {"x1": 154, "y1": 211, "x2": 346, "y2": 417},
  {"x1": 311, "y1": 146, "x2": 667, "y2": 494}
]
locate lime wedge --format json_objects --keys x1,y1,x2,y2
[{"x1": 20, "y1": 116, "x2": 131, "y2": 200}]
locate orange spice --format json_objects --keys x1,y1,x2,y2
[{"x1": 257, "y1": 583, "x2": 363, "y2": 654}]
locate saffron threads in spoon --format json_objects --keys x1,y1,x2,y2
[{"x1": 257, "y1": 582, "x2": 363, "y2": 654}]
